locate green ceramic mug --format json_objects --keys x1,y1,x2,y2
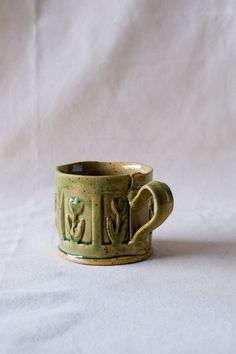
[{"x1": 55, "y1": 161, "x2": 173, "y2": 265}]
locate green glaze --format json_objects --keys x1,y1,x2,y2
[{"x1": 55, "y1": 161, "x2": 174, "y2": 265}]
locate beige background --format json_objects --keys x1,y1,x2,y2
[{"x1": 1, "y1": 1, "x2": 236, "y2": 353}]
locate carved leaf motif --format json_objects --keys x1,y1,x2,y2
[
  {"x1": 106, "y1": 198, "x2": 129, "y2": 244},
  {"x1": 65, "y1": 197, "x2": 86, "y2": 243},
  {"x1": 73, "y1": 218, "x2": 86, "y2": 242},
  {"x1": 107, "y1": 218, "x2": 115, "y2": 240}
]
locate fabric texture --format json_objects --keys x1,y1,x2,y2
[{"x1": 1, "y1": 1, "x2": 236, "y2": 353}]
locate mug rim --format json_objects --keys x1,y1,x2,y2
[{"x1": 56, "y1": 161, "x2": 153, "y2": 179}]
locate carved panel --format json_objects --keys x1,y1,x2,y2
[
  {"x1": 64, "y1": 197, "x2": 86, "y2": 243},
  {"x1": 105, "y1": 197, "x2": 129, "y2": 244}
]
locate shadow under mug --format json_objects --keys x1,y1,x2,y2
[{"x1": 55, "y1": 161, "x2": 174, "y2": 265}]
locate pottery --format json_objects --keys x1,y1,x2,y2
[{"x1": 55, "y1": 161, "x2": 174, "y2": 265}]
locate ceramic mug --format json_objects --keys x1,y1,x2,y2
[{"x1": 55, "y1": 161, "x2": 173, "y2": 265}]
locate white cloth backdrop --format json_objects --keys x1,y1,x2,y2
[{"x1": 1, "y1": 1, "x2": 236, "y2": 353}]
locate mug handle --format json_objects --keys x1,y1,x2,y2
[{"x1": 129, "y1": 181, "x2": 174, "y2": 243}]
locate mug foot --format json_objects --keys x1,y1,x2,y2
[{"x1": 58, "y1": 248, "x2": 152, "y2": 265}]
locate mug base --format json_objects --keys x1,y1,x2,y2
[{"x1": 58, "y1": 248, "x2": 152, "y2": 265}]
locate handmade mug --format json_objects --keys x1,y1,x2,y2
[{"x1": 55, "y1": 161, "x2": 173, "y2": 265}]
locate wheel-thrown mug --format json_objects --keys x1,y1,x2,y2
[{"x1": 55, "y1": 161, "x2": 173, "y2": 265}]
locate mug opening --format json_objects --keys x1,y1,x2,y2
[{"x1": 56, "y1": 161, "x2": 152, "y2": 177}]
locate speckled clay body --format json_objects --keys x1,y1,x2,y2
[{"x1": 55, "y1": 161, "x2": 173, "y2": 265}]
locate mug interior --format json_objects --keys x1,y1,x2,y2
[{"x1": 57, "y1": 161, "x2": 152, "y2": 177}]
